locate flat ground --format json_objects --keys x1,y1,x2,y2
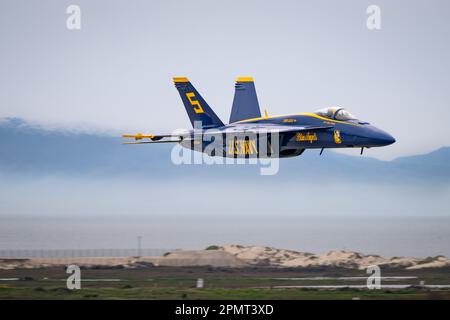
[{"x1": 1, "y1": 266, "x2": 450, "y2": 299}]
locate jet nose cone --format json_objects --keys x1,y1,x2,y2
[
  {"x1": 378, "y1": 131, "x2": 396, "y2": 146},
  {"x1": 364, "y1": 126, "x2": 396, "y2": 147},
  {"x1": 386, "y1": 134, "x2": 396, "y2": 145}
]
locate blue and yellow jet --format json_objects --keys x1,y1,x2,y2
[{"x1": 123, "y1": 77, "x2": 395, "y2": 157}]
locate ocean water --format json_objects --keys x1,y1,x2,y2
[{"x1": 0, "y1": 215, "x2": 449, "y2": 258}]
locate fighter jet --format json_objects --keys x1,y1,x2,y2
[{"x1": 123, "y1": 77, "x2": 395, "y2": 157}]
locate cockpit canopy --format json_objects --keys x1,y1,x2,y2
[{"x1": 314, "y1": 107, "x2": 357, "y2": 121}]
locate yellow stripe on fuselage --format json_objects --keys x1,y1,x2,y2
[{"x1": 233, "y1": 113, "x2": 361, "y2": 127}]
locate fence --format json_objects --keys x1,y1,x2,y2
[{"x1": 0, "y1": 248, "x2": 176, "y2": 258}]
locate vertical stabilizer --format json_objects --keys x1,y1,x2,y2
[{"x1": 229, "y1": 77, "x2": 261, "y2": 123}]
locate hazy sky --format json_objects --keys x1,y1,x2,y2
[
  {"x1": 1, "y1": 1, "x2": 450, "y2": 256},
  {"x1": 1, "y1": 0, "x2": 450, "y2": 159}
]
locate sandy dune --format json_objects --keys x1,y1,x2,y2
[
  {"x1": 1, "y1": 245, "x2": 449, "y2": 270},
  {"x1": 220, "y1": 245, "x2": 449, "y2": 270}
]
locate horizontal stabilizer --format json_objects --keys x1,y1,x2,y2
[
  {"x1": 122, "y1": 133, "x2": 183, "y2": 141},
  {"x1": 122, "y1": 139, "x2": 181, "y2": 145}
]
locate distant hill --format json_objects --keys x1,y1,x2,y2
[
  {"x1": 2, "y1": 244, "x2": 448, "y2": 270},
  {"x1": 0, "y1": 117, "x2": 449, "y2": 184},
  {"x1": 219, "y1": 244, "x2": 450, "y2": 270}
]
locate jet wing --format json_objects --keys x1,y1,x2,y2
[{"x1": 122, "y1": 124, "x2": 332, "y2": 144}]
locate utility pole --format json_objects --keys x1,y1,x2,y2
[{"x1": 137, "y1": 236, "x2": 142, "y2": 258}]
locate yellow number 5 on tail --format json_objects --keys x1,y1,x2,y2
[{"x1": 186, "y1": 92, "x2": 204, "y2": 114}]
